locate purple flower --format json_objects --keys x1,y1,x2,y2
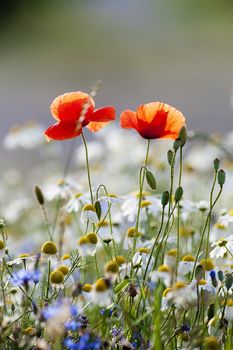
[{"x1": 11, "y1": 269, "x2": 41, "y2": 286}]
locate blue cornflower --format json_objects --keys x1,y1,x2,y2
[
  {"x1": 11, "y1": 269, "x2": 41, "y2": 286},
  {"x1": 64, "y1": 333, "x2": 101, "y2": 350}
]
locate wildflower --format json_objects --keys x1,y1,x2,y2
[
  {"x1": 178, "y1": 255, "x2": 195, "y2": 276},
  {"x1": 120, "y1": 102, "x2": 185, "y2": 140},
  {"x1": 167, "y1": 281, "x2": 196, "y2": 309},
  {"x1": 164, "y1": 249, "x2": 177, "y2": 268},
  {"x1": 11, "y1": 269, "x2": 41, "y2": 286},
  {"x1": 64, "y1": 333, "x2": 101, "y2": 350},
  {"x1": 225, "y1": 299, "x2": 233, "y2": 320},
  {"x1": 132, "y1": 248, "x2": 154, "y2": 273},
  {"x1": 150, "y1": 264, "x2": 171, "y2": 287},
  {"x1": 81, "y1": 204, "x2": 99, "y2": 224},
  {"x1": 3, "y1": 121, "x2": 45, "y2": 149},
  {"x1": 210, "y1": 236, "x2": 233, "y2": 259},
  {"x1": 65, "y1": 193, "x2": 88, "y2": 213},
  {"x1": 77, "y1": 233, "x2": 98, "y2": 257},
  {"x1": 204, "y1": 336, "x2": 221, "y2": 350},
  {"x1": 44, "y1": 91, "x2": 115, "y2": 140},
  {"x1": 92, "y1": 278, "x2": 112, "y2": 306},
  {"x1": 105, "y1": 260, "x2": 119, "y2": 281},
  {"x1": 44, "y1": 178, "x2": 80, "y2": 201}
]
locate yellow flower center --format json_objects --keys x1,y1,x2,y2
[
  {"x1": 166, "y1": 249, "x2": 177, "y2": 257},
  {"x1": 83, "y1": 204, "x2": 96, "y2": 212},
  {"x1": 200, "y1": 258, "x2": 214, "y2": 271},
  {"x1": 141, "y1": 200, "x2": 152, "y2": 208},
  {"x1": 18, "y1": 253, "x2": 30, "y2": 259},
  {"x1": 163, "y1": 288, "x2": 172, "y2": 297},
  {"x1": 105, "y1": 261, "x2": 119, "y2": 274},
  {"x1": 41, "y1": 241, "x2": 57, "y2": 255},
  {"x1": 158, "y1": 264, "x2": 170, "y2": 272},
  {"x1": 57, "y1": 265, "x2": 69, "y2": 276},
  {"x1": 50, "y1": 270, "x2": 64, "y2": 284},
  {"x1": 95, "y1": 278, "x2": 108, "y2": 292},
  {"x1": 0, "y1": 240, "x2": 5, "y2": 250},
  {"x1": 85, "y1": 233, "x2": 98, "y2": 244},
  {"x1": 82, "y1": 283, "x2": 92, "y2": 293},
  {"x1": 137, "y1": 247, "x2": 150, "y2": 254},
  {"x1": 182, "y1": 255, "x2": 195, "y2": 262},
  {"x1": 62, "y1": 253, "x2": 70, "y2": 261},
  {"x1": 115, "y1": 256, "x2": 126, "y2": 265}
]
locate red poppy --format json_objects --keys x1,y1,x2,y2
[
  {"x1": 44, "y1": 91, "x2": 115, "y2": 140},
  {"x1": 120, "y1": 102, "x2": 186, "y2": 140}
]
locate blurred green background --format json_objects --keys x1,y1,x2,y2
[{"x1": 1, "y1": 0, "x2": 233, "y2": 165}]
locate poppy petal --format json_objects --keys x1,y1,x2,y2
[
  {"x1": 44, "y1": 121, "x2": 82, "y2": 141},
  {"x1": 87, "y1": 106, "x2": 116, "y2": 122},
  {"x1": 120, "y1": 110, "x2": 138, "y2": 130},
  {"x1": 86, "y1": 121, "x2": 110, "y2": 132},
  {"x1": 50, "y1": 91, "x2": 95, "y2": 122}
]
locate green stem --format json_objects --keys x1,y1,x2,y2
[
  {"x1": 81, "y1": 131, "x2": 94, "y2": 205},
  {"x1": 46, "y1": 259, "x2": 51, "y2": 299},
  {"x1": 133, "y1": 139, "x2": 151, "y2": 255}
]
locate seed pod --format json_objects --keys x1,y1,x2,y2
[
  {"x1": 175, "y1": 186, "x2": 183, "y2": 203},
  {"x1": 161, "y1": 191, "x2": 169, "y2": 207},
  {"x1": 35, "y1": 185, "x2": 44, "y2": 205},
  {"x1": 218, "y1": 169, "x2": 225, "y2": 187},
  {"x1": 146, "y1": 170, "x2": 157, "y2": 190}
]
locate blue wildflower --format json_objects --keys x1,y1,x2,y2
[{"x1": 11, "y1": 269, "x2": 41, "y2": 286}]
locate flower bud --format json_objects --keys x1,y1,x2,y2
[
  {"x1": 161, "y1": 191, "x2": 169, "y2": 207},
  {"x1": 145, "y1": 170, "x2": 157, "y2": 190},
  {"x1": 213, "y1": 159, "x2": 220, "y2": 172},
  {"x1": 35, "y1": 186, "x2": 44, "y2": 206},
  {"x1": 178, "y1": 126, "x2": 187, "y2": 147},
  {"x1": 167, "y1": 150, "x2": 174, "y2": 166},
  {"x1": 225, "y1": 273, "x2": 233, "y2": 290},
  {"x1": 173, "y1": 139, "x2": 181, "y2": 152},
  {"x1": 207, "y1": 304, "x2": 215, "y2": 321},
  {"x1": 218, "y1": 270, "x2": 224, "y2": 282},
  {"x1": 195, "y1": 264, "x2": 205, "y2": 281},
  {"x1": 217, "y1": 169, "x2": 225, "y2": 187},
  {"x1": 174, "y1": 187, "x2": 183, "y2": 203}
]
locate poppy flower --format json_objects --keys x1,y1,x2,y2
[
  {"x1": 120, "y1": 102, "x2": 186, "y2": 140},
  {"x1": 44, "y1": 91, "x2": 115, "y2": 141}
]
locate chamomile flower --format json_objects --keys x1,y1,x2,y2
[
  {"x1": 44, "y1": 178, "x2": 80, "y2": 202},
  {"x1": 81, "y1": 204, "x2": 99, "y2": 224},
  {"x1": 77, "y1": 233, "x2": 98, "y2": 257},
  {"x1": 132, "y1": 248, "x2": 153, "y2": 273},
  {"x1": 3, "y1": 122, "x2": 45, "y2": 150},
  {"x1": 150, "y1": 264, "x2": 171, "y2": 287},
  {"x1": 178, "y1": 255, "x2": 195, "y2": 276},
  {"x1": 65, "y1": 193, "x2": 88, "y2": 213},
  {"x1": 210, "y1": 236, "x2": 233, "y2": 259},
  {"x1": 92, "y1": 278, "x2": 112, "y2": 307}
]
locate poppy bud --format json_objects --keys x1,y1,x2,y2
[
  {"x1": 178, "y1": 126, "x2": 187, "y2": 147},
  {"x1": 225, "y1": 274, "x2": 233, "y2": 290},
  {"x1": 161, "y1": 191, "x2": 169, "y2": 208},
  {"x1": 218, "y1": 270, "x2": 224, "y2": 282},
  {"x1": 174, "y1": 187, "x2": 183, "y2": 203},
  {"x1": 167, "y1": 150, "x2": 174, "y2": 166},
  {"x1": 213, "y1": 159, "x2": 220, "y2": 172},
  {"x1": 173, "y1": 138, "x2": 181, "y2": 152},
  {"x1": 217, "y1": 169, "x2": 225, "y2": 187},
  {"x1": 35, "y1": 186, "x2": 44, "y2": 206},
  {"x1": 145, "y1": 170, "x2": 157, "y2": 190}
]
